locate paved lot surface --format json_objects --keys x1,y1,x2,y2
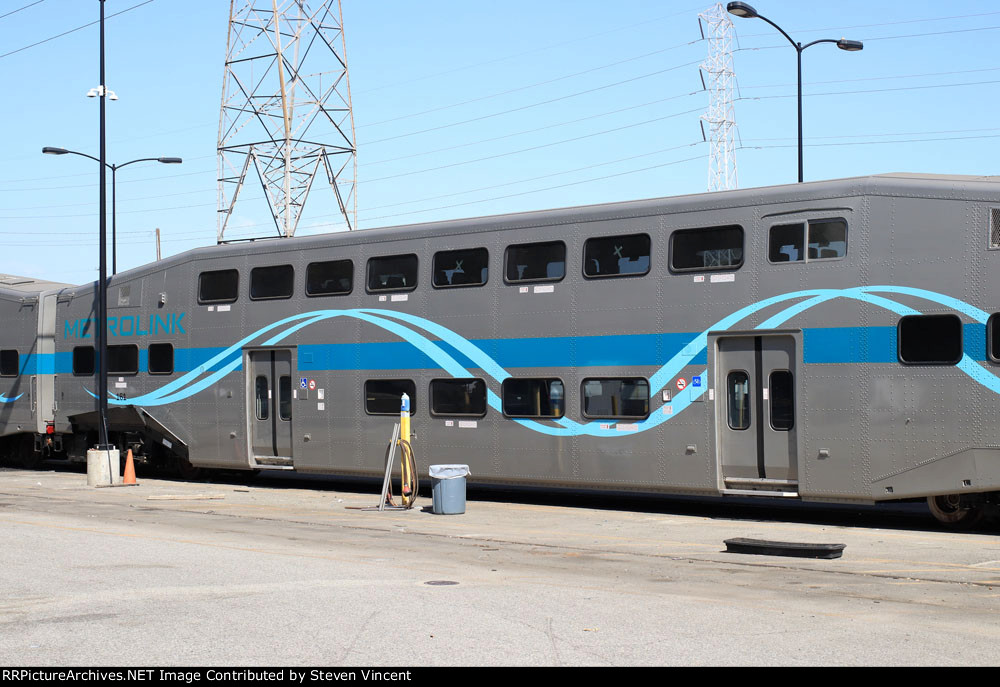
[{"x1": 1, "y1": 465, "x2": 1000, "y2": 666}]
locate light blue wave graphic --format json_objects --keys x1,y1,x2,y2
[
  {"x1": 88, "y1": 286, "x2": 1000, "y2": 436},
  {"x1": 0, "y1": 392, "x2": 22, "y2": 403}
]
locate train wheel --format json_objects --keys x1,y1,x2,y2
[{"x1": 927, "y1": 494, "x2": 983, "y2": 527}]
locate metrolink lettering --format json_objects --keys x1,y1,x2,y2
[{"x1": 63, "y1": 313, "x2": 186, "y2": 339}]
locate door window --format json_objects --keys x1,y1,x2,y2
[{"x1": 727, "y1": 371, "x2": 751, "y2": 430}]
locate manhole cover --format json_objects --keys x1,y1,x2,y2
[{"x1": 424, "y1": 580, "x2": 459, "y2": 586}]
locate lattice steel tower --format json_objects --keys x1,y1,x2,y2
[
  {"x1": 699, "y1": 3, "x2": 738, "y2": 192},
  {"x1": 217, "y1": 0, "x2": 357, "y2": 241}
]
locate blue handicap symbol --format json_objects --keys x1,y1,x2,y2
[
  {"x1": 692, "y1": 376, "x2": 702, "y2": 387},
  {"x1": 300, "y1": 378, "x2": 308, "y2": 389}
]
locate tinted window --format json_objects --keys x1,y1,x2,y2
[
  {"x1": 198, "y1": 269, "x2": 239, "y2": 303},
  {"x1": 770, "y1": 219, "x2": 848, "y2": 262},
  {"x1": 368, "y1": 254, "x2": 418, "y2": 292},
  {"x1": 727, "y1": 371, "x2": 750, "y2": 430},
  {"x1": 502, "y1": 379, "x2": 564, "y2": 418},
  {"x1": 769, "y1": 370, "x2": 794, "y2": 431},
  {"x1": 107, "y1": 345, "x2": 139, "y2": 375},
  {"x1": 990, "y1": 314, "x2": 1000, "y2": 363},
  {"x1": 583, "y1": 234, "x2": 650, "y2": 278},
  {"x1": 255, "y1": 376, "x2": 269, "y2": 420},
  {"x1": 73, "y1": 346, "x2": 95, "y2": 375},
  {"x1": 433, "y1": 248, "x2": 489, "y2": 288},
  {"x1": 430, "y1": 378, "x2": 487, "y2": 417},
  {"x1": 0, "y1": 350, "x2": 18, "y2": 377},
  {"x1": 278, "y1": 375, "x2": 292, "y2": 421},
  {"x1": 306, "y1": 259, "x2": 353, "y2": 296},
  {"x1": 250, "y1": 264, "x2": 294, "y2": 300},
  {"x1": 148, "y1": 343, "x2": 174, "y2": 375},
  {"x1": 505, "y1": 241, "x2": 565, "y2": 283},
  {"x1": 670, "y1": 225, "x2": 743, "y2": 271},
  {"x1": 898, "y1": 314, "x2": 963, "y2": 365},
  {"x1": 581, "y1": 378, "x2": 649, "y2": 419},
  {"x1": 365, "y1": 379, "x2": 416, "y2": 415}
]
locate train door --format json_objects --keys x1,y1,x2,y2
[
  {"x1": 715, "y1": 333, "x2": 798, "y2": 495},
  {"x1": 247, "y1": 349, "x2": 293, "y2": 466}
]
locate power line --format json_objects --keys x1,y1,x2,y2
[
  {"x1": 0, "y1": 1, "x2": 45, "y2": 21},
  {"x1": 0, "y1": 0, "x2": 155, "y2": 60}
]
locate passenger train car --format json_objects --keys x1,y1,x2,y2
[{"x1": 2, "y1": 173, "x2": 1000, "y2": 524}]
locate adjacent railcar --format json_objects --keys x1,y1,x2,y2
[{"x1": 4, "y1": 173, "x2": 1000, "y2": 524}]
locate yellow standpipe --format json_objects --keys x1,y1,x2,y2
[{"x1": 400, "y1": 392, "x2": 413, "y2": 506}]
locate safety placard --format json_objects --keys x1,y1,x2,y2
[{"x1": 676, "y1": 378, "x2": 687, "y2": 391}]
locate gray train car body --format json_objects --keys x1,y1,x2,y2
[{"x1": 5, "y1": 173, "x2": 1000, "y2": 520}]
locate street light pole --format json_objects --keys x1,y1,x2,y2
[
  {"x1": 727, "y1": 2, "x2": 863, "y2": 183},
  {"x1": 98, "y1": 0, "x2": 109, "y2": 450},
  {"x1": 43, "y1": 150, "x2": 182, "y2": 277}
]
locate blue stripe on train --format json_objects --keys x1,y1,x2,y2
[{"x1": 28, "y1": 323, "x2": 992, "y2": 374}]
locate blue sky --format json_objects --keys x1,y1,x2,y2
[{"x1": 0, "y1": 0, "x2": 997, "y2": 284}]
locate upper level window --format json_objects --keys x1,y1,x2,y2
[
  {"x1": 769, "y1": 218, "x2": 848, "y2": 263},
  {"x1": 0, "y1": 350, "x2": 18, "y2": 377},
  {"x1": 250, "y1": 264, "x2": 294, "y2": 300},
  {"x1": 898, "y1": 314, "x2": 963, "y2": 365},
  {"x1": 367, "y1": 254, "x2": 418, "y2": 293},
  {"x1": 198, "y1": 269, "x2": 239, "y2": 304},
  {"x1": 670, "y1": 225, "x2": 743, "y2": 272},
  {"x1": 505, "y1": 241, "x2": 565, "y2": 283},
  {"x1": 433, "y1": 248, "x2": 489, "y2": 288},
  {"x1": 583, "y1": 234, "x2": 650, "y2": 278},
  {"x1": 306, "y1": 259, "x2": 353, "y2": 296}
]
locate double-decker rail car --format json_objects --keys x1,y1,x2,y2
[{"x1": 3, "y1": 173, "x2": 1000, "y2": 524}]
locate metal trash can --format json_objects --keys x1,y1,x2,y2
[{"x1": 429, "y1": 464, "x2": 470, "y2": 514}]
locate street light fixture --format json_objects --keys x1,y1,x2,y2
[
  {"x1": 43, "y1": 148, "x2": 182, "y2": 275},
  {"x1": 726, "y1": 2, "x2": 863, "y2": 182}
]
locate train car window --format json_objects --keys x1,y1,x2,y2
[
  {"x1": 432, "y1": 247, "x2": 489, "y2": 288},
  {"x1": 583, "y1": 234, "x2": 651, "y2": 278},
  {"x1": 430, "y1": 378, "x2": 487, "y2": 417},
  {"x1": 808, "y1": 219, "x2": 847, "y2": 259},
  {"x1": 769, "y1": 223, "x2": 804, "y2": 262},
  {"x1": 255, "y1": 376, "x2": 269, "y2": 420},
  {"x1": 727, "y1": 371, "x2": 750, "y2": 430},
  {"x1": 148, "y1": 343, "x2": 174, "y2": 375},
  {"x1": 306, "y1": 259, "x2": 353, "y2": 296},
  {"x1": 198, "y1": 269, "x2": 239, "y2": 304},
  {"x1": 502, "y1": 378, "x2": 564, "y2": 418},
  {"x1": 0, "y1": 349, "x2": 18, "y2": 377},
  {"x1": 990, "y1": 314, "x2": 1000, "y2": 362},
  {"x1": 250, "y1": 264, "x2": 294, "y2": 300},
  {"x1": 898, "y1": 314, "x2": 963, "y2": 365},
  {"x1": 73, "y1": 346, "x2": 95, "y2": 376},
  {"x1": 107, "y1": 344, "x2": 139, "y2": 375},
  {"x1": 670, "y1": 225, "x2": 743, "y2": 272},
  {"x1": 278, "y1": 376, "x2": 292, "y2": 421},
  {"x1": 769, "y1": 370, "x2": 794, "y2": 431},
  {"x1": 504, "y1": 241, "x2": 565, "y2": 283},
  {"x1": 367, "y1": 254, "x2": 418, "y2": 293},
  {"x1": 770, "y1": 219, "x2": 848, "y2": 263},
  {"x1": 365, "y1": 379, "x2": 417, "y2": 415},
  {"x1": 581, "y1": 378, "x2": 649, "y2": 419}
]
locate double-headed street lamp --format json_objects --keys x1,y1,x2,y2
[
  {"x1": 726, "y1": 2, "x2": 863, "y2": 183},
  {"x1": 42, "y1": 148, "x2": 182, "y2": 275}
]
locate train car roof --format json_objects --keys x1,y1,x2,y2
[
  {"x1": 44, "y1": 172, "x2": 1000, "y2": 290},
  {"x1": 0, "y1": 273, "x2": 72, "y2": 296}
]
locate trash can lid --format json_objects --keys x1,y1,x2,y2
[{"x1": 429, "y1": 464, "x2": 471, "y2": 479}]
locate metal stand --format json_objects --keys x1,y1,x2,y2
[{"x1": 346, "y1": 423, "x2": 410, "y2": 512}]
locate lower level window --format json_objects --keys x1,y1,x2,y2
[
  {"x1": 990, "y1": 313, "x2": 1000, "y2": 363},
  {"x1": 430, "y1": 378, "x2": 487, "y2": 417},
  {"x1": 581, "y1": 378, "x2": 649, "y2": 419},
  {"x1": 365, "y1": 379, "x2": 416, "y2": 415},
  {"x1": 73, "y1": 346, "x2": 95, "y2": 375},
  {"x1": 898, "y1": 314, "x2": 962, "y2": 365},
  {"x1": 727, "y1": 371, "x2": 750, "y2": 430},
  {"x1": 0, "y1": 349, "x2": 18, "y2": 377},
  {"x1": 502, "y1": 378, "x2": 564, "y2": 418}
]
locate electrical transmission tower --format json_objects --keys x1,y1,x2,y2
[
  {"x1": 217, "y1": 0, "x2": 357, "y2": 242},
  {"x1": 698, "y1": 3, "x2": 738, "y2": 192}
]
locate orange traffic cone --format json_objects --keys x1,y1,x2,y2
[{"x1": 123, "y1": 448, "x2": 136, "y2": 485}]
